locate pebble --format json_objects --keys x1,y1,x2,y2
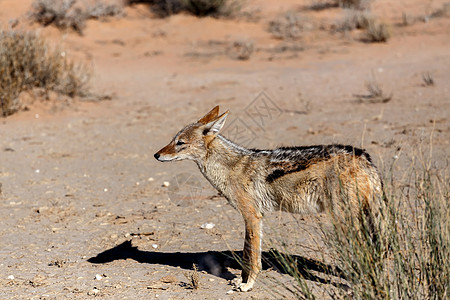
[
  {"x1": 7, "y1": 275, "x2": 14, "y2": 280},
  {"x1": 152, "y1": 244, "x2": 158, "y2": 249},
  {"x1": 226, "y1": 289, "x2": 234, "y2": 294},
  {"x1": 95, "y1": 274, "x2": 102, "y2": 280},
  {"x1": 88, "y1": 288, "x2": 99, "y2": 295},
  {"x1": 162, "y1": 181, "x2": 170, "y2": 187},
  {"x1": 200, "y1": 222, "x2": 215, "y2": 229}
]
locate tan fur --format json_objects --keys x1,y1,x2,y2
[{"x1": 154, "y1": 106, "x2": 383, "y2": 291}]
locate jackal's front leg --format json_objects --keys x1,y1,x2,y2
[
  {"x1": 239, "y1": 217, "x2": 262, "y2": 291},
  {"x1": 236, "y1": 197, "x2": 263, "y2": 292}
]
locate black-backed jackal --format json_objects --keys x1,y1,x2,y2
[{"x1": 154, "y1": 106, "x2": 383, "y2": 291}]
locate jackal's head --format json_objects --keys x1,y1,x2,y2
[{"x1": 154, "y1": 106, "x2": 228, "y2": 162}]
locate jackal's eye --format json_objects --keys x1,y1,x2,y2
[{"x1": 176, "y1": 140, "x2": 185, "y2": 146}]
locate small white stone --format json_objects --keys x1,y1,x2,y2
[
  {"x1": 162, "y1": 181, "x2": 170, "y2": 187},
  {"x1": 152, "y1": 244, "x2": 158, "y2": 249},
  {"x1": 148, "y1": 177, "x2": 154, "y2": 182},
  {"x1": 7, "y1": 275, "x2": 14, "y2": 280},
  {"x1": 226, "y1": 289, "x2": 234, "y2": 294},
  {"x1": 104, "y1": 188, "x2": 108, "y2": 192},
  {"x1": 95, "y1": 274, "x2": 102, "y2": 280},
  {"x1": 201, "y1": 223, "x2": 215, "y2": 229},
  {"x1": 136, "y1": 182, "x2": 140, "y2": 186},
  {"x1": 90, "y1": 288, "x2": 99, "y2": 295},
  {"x1": 35, "y1": 169, "x2": 40, "y2": 173}
]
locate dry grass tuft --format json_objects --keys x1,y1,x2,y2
[
  {"x1": 185, "y1": 263, "x2": 200, "y2": 290},
  {"x1": 0, "y1": 30, "x2": 90, "y2": 117},
  {"x1": 422, "y1": 72, "x2": 435, "y2": 86},
  {"x1": 269, "y1": 11, "x2": 313, "y2": 40},
  {"x1": 354, "y1": 76, "x2": 392, "y2": 103},
  {"x1": 269, "y1": 156, "x2": 449, "y2": 299},
  {"x1": 327, "y1": 162, "x2": 449, "y2": 299},
  {"x1": 363, "y1": 19, "x2": 391, "y2": 42}
]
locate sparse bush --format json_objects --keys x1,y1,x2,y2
[
  {"x1": 0, "y1": 30, "x2": 90, "y2": 116},
  {"x1": 227, "y1": 39, "x2": 253, "y2": 60},
  {"x1": 364, "y1": 19, "x2": 390, "y2": 42},
  {"x1": 339, "y1": 0, "x2": 371, "y2": 10},
  {"x1": 309, "y1": 0, "x2": 339, "y2": 11},
  {"x1": 269, "y1": 11, "x2": 313, "y2": 40},
  {"x1": 311, "y1": 0, "x2": 371, "y2": 11},
  {"x1": 88, "y1": 1, "x2": 126, "y2": 19},
  {"x1": 337, "y1": 9, "x2": 373, "y2": 31},
  {"x1": 29, "y1": 0, "x2": 125, "y2": 34},
  {"x1": 182, "y1": 0, "x2": 225, "y2": 16},
  {"x1": 144, "y1": 0, "x2": 241, "y2": 18},
  {"x1": 429, "y1": 3, "x2": 450, "y2": 19}
]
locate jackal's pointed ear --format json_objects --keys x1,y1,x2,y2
[
  {"x1": 203, "y1": 111, "x2": 228, "y2": 136},
  {"x1": 198, "y1": 106, "x2": 220, "y2": 124}
]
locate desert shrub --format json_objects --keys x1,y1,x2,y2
[
  {"x1": 364, "y1": 19, "x2": 390, "y2": 42},
  {"x1": 29, "y1": 0, "x2": 125, "y2": 34},
  {"x1": 269, "y1": 11, "x2": 312, "y2": 40},
  {"x1": 0, "y1": 30, "x2": 89, "y2": 116},
  {"x1": 182, "y1": 0, "x2": 226, "y2": 16},
  {"x1": 30, "y1": 0, "x2": 87, "y2": 33},
  {"x1": 133, "y1": 0, "x2": 241, "y2": 18}
]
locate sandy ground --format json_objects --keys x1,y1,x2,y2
[{"x1": 0, "y1": 0, "x2": 449, "y2": 299}]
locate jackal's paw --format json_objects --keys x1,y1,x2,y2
[
  {"x1": 238, "y1": 281, "x2": 254, "y2": 292},
  {"x1": 230, "y1": 277, "x2": 254, "y2": 291},
  {"x1": 230, "y1": 277, "x2": 242, "y2": 287}
]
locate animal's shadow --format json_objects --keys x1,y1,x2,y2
[{"x1": 88, "y1": 240, "x2": 346, "y2": 288}]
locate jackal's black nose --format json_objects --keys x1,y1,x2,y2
[{"x1": 154, "y1": 153, "x2": 160, "y2": 160}]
